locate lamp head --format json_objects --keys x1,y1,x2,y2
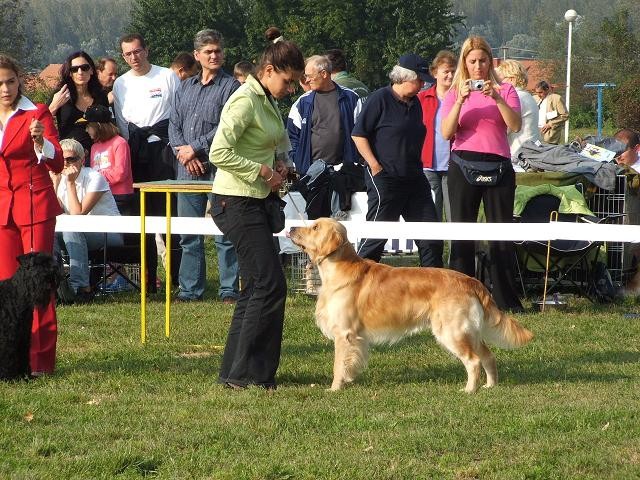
[{"x1": 564, "y1": 9, "x2": 578, "y2": 22}]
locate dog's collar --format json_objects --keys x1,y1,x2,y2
[{"x1": 316, "y1": 240, "x2": 351, "y2": 266}]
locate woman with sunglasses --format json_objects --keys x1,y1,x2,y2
[
  {"x1": 0, "y1": 54, "x2": 64, "y2": 376},
  {"x1": 49, "y1": 51, "x2": 108, "y2": 155}
]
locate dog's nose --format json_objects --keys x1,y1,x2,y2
[{"x1": 287, "y1": 227, "x2": 298, "y2": 238}]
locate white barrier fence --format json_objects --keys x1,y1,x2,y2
[{"x1": 55, "y1": 214, "x2": 640, "y2": 244}]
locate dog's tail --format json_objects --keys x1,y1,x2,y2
[{"x1": 477, "y1": 287, "x2": 533, "y2": 349}]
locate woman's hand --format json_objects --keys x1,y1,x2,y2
[
  {"x1": 29, "y1": 118, "x2": 44, "y2": 150},
  {"x1": 457, "y1": 82, "x2": 471, "y2": 105},
  {"x1": 63, "y1": 163, "x2": 81, "y2": 183},
  {"x1": 49, "y1": 84, "x2": 70, "y2": 114},
  {"x1": 260, "y1": 164, "x2": 284, "y2": 190},
  {"x1": 482, "y1": 80, "x2": 501, "y2": 101}
]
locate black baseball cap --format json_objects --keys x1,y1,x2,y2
[
  {"x1": 398, "y1": 53, "x2": 434, "y2": 83},
  {"x1": 84, "y1": 104, "x2": 112, "y2": 123}
]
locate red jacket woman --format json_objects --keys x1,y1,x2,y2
[{"x1": 0, "y1": 55, "x2": 63, "y2": 375}]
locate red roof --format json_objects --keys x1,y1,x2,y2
[
  {"x1": 38, "y1": 64, "x2": 62, "y2": 88},
  {"x1": 494, "y1": 58, "x2": 562, "y2": 92}
]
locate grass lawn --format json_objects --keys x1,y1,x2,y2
[{"x1": 1, "y1": 270, "x2": 640, "y2": 478}]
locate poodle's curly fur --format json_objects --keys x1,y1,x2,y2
[{"x1": 0, "y1": 253, "x2": 61, "y2": 380}]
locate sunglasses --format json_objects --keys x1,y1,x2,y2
[
  {"x1": 70, "y1": 64, "x2": 91, "y2": 73},
  {"x1": 63, "y1": 155, "x2": 81, "y2": 163}
]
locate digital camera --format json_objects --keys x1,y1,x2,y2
[{"x1": 468, "y1": 79, "x2": 485, "y2": 91}]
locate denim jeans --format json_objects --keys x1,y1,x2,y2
[
  {"x1": 177, "y1": 192, "x2": 239, "y2": 300},
  {"x1": 423, "y1": 169, "x2": 450, "y2": 222},
  {"x1": 211, "y1": 193, "x2": 287, "y2": 388},
  {"x1": 55, "y1": 231, "x2": 123, "y2": 292}
]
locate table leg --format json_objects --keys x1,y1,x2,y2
[
  {"x1": 165, "y1": 192, "x2": 171, "y2": 338},
  {"x1": 140, "y1": 190, "x2": 147, "y2": 343}
]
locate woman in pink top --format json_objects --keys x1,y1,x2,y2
[
  {"x1": 441, "y1": 36, "x2": 523, "y2": 312},
  {"x1": 84, "y1": 104, "x2": 134, "y2": 215}
]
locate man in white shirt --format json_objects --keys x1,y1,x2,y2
[{"x1": 112, "y1": 33, "x2": 180, "y2": 292}]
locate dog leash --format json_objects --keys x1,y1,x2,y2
[{"x1": 280, "y1": 179, "x2": 308, "y2": 226}]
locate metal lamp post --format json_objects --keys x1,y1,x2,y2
[{"x1": 564, "y1": 9, "x2": 578, "y2": 143}]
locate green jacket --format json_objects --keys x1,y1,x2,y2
[
  {"x1": 332, "y1": 71, "x2": 369, "y2": 99},
  {"x1": 209, "y1": 74, "x2": 290, "y2": 199}
]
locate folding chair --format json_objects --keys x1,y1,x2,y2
[
  {"x1": 89, "y1": 232, "x2": 141, "y2": 293},
  {"x1": 514, "y1": 185, "x2": 621, "y2": 302}
]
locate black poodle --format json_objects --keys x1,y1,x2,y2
[{"x1": 0, "y1": 253, "x2": 61, "y2": 380}]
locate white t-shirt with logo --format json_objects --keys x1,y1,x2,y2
[
  {"x1": 56, "y1": 167, "x2": 120, "y2": 216},
  {"x1": 112, "y1": 64, "x2": 178, "y2": 140}
]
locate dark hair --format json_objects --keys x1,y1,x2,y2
[
  {"x1": 0, "y1": 53, "x2": 22, "y2": 103},
  {"x1": 256, "y1": 41, "x2": 304, "y2": 75},
  {"x1": 535, "y1": 80, "x2": 551, "y2": 91},
  {"x1": 57, "y1": 51, "x2": 103, "y2": 105},
  {"x1": 265, "y1": 27, "x2": 283, "y2": 43},
  {"x1": 325, "y1": 49, "x2": 347, "y2": 72},
  {"x1": 120, "y1": 33, "x2": 146, "y2": 49},
  {"x1": 615, "y1": 128, "x2": 640, "y2": 150},
  {"x1": 87, "y1": 121, "x2": 120, "y2": 142},
  {"x1": 233, "y1": 60, "x2": 254, "y2": 78},
  {"x1": 96, "y1": 57, "x2": 117, "y2": 72},
  {"x1": 171, "y1": 52, "x2": 196, "y2": 70}
]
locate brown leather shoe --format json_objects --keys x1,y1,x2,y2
[{"x1": 222, "y1": 297, "x2": 237, "y2": 305}]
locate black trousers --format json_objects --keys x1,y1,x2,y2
[
  {"x1": 448, "y1": 152, "x2": 523, "y2": 311},
  {"x1": 357, "y1": 169, "x2": 443, "y2": 267},
  {"x1": 211, "y1": 194, "x2": 287, "y2": 388}
]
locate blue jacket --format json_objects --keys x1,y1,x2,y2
[{"x1": 287, "y1": 83, "x2": 362, "y2": 174}]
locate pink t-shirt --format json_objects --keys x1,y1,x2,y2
[
  {"x1": 90, "y1": 135, "x2": 133, "y2": 195},
  {"x1": 442, "y1": 82, "x2": 520, "y2": 159}
]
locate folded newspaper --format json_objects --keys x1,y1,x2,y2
[{"x1": 579, "y1": 143, "x2": 616, "y2": 162}]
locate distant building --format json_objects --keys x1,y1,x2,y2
[
  {"x1": 494, "y1": 58, "x2": 561, "y2": 92},
  {"x1": 38, "y1": 64, "x2": 62, "y2": 88}
]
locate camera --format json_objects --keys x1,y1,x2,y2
[{"x1": 468, "y1": 79, "x2": 484, "y2": 91}]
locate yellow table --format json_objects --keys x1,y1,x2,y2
[{"x1": 134, "y1": 180, "x2": 213, "y2": 343}]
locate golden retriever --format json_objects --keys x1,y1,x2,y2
[{"x1": 289, "y1": 218, "x2": 533, "y2": 393}]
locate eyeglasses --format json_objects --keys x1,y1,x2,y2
[
  {"x1": 122, "y1": 48, "x2": 145, "y2": 58},
  {"x1": 302, "y1": 70, "x2": 324, "y2": 82},
  {"x1": 70, "y1": 64, "x2": 91, "y2": 73},
  {"x1": 63, "y1": 155, "x2": 80, "y2": 163}
]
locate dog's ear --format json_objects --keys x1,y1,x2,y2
[
  {"x1": 17, "y1": 253, "x2": 33, "y2": 268},
  {"x1": 317, "y1": 220, "x2": 346, "y2": 257}
]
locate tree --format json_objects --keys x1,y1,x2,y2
[
  {"x1": 129, "y1": 0, "x2": 246, "y2": 67},
  {"x1": 0, "y1": 0, "x2": 31, "y2": 63}
]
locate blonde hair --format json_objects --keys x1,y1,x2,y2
[
  {"x1": 430, "y1": 50, "x2": 457, "y2": 75},
  {"x1": 496, "y1": 59, "x2": 528, "y2": 89},
  {"x1": 451, "y1": 36, "x2": 501, "y2": 93}
]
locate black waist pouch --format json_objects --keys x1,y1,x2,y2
[
  {"x1": 264, "y1": 192, "x2": 287, "y2": 233},
  {"x1": 451, "y1": 153, "x2": 509, "y2": 186}
]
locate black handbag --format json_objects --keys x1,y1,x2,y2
[
  {"x1": 452, "y1": 156, "x2": 506, "y2": 186},
  {"x1": 264, "y1": 192, "x2": 287, "y2": 233}
]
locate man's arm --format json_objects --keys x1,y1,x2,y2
[{"x1": 189, "y1": 78, "x2": 241, "y2": 158}]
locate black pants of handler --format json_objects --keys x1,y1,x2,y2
[
  {"x1": 210, "y1": 193, "x2": 287, "y2": 388},
  {"x1": 448, "y1": 151, "x2": 523, "y2": 312},
  {"x1": 357, "y1": 169, "x2": 444, "y2": 267}
]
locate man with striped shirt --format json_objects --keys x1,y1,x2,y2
[{"x1": 169, "y1": 29, "x2": 240, "y2": 303}]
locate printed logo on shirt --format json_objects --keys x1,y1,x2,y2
[
  {"x1": 93, "y1": 151, "x2": 111, "y2": 170},
  {"x1": 149, "y1": 88, "x2": 163, "y2": 99}
]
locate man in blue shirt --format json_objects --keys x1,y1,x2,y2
[{"x1": 169, "y1": 29, "x2": 240, "y2": 303}]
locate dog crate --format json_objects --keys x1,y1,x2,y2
[
  {"x1": 289, "y1": 251, "x2": 321, "y2": 295},
  {"x1": 586, "y1": 174, "x2": 640, "y2": 285}
]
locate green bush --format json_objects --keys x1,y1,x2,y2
[{"x1": 612, "y1": 76, "x2": 640, "y2": 130}]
